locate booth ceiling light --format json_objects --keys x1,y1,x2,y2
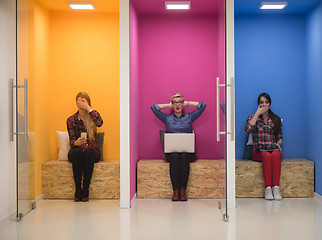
[
  {"x1": 69, "y1": 2, "x2": 94, "y2": 10},
  {"x1": 260, "y1": 1, "x2": 288, "y2": 9},
  {"x1": 165, "y1": 1, "x2": 191, "y2": 10}
]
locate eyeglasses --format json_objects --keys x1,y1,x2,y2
[{"x1": 172, "y1": 101, "x2": 183, "y2": 105}]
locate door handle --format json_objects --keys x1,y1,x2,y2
[
  {"x1": 24, "y1": 78, "x2": 28, "y2": 141},
  {"x1": 9, "y1": 78, "x2": 28, "y2": 141},
  {"x1": 216, "y1": 77, "x2": 234, "y2": 142},
  {"x1": 230, "y1": 77, "x2": 234, "y2": 141},
  {"x1": 10, "y1": 78, "x2": 14, "y2": 141}
]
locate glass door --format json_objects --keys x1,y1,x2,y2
[
  {"x1": 217, "y1": 0, "x2": 235, "y2": 222},
  {"x1": 216, "y1": 0, "x2": 228, "y2": 220},
  {"x1": 16, "y1": 0, "x2": 35, "y2": 221}
]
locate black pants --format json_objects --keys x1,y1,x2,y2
[
  {"x1": 165, "y1": 152, "x2": 194, "y2": 190},
  {"x1": 68, "y1": 147, "x2": 100, "y2": 197}
]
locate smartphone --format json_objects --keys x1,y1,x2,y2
[{"x1": 81, "y1": 132, "x2": 87, "y2": 139}]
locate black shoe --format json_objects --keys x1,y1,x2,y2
[
  {"x1": 74, "y1": 187, "x2": 82, "y2": 202},
  {"x1": 81, "y1": 188, "x2": 89, "y2": 202},
  {"x1": 81, "y1": 196, "x2": 89, "y2": 202},
  {"x1": 74, "y1": 196, "x2": 82, "y2": 202}
]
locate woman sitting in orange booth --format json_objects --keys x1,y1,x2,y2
[{"x1": 67, "y1": 92, "x2": 103, "y2": 202}]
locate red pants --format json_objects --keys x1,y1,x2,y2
[{"x1": 252, "y1": 150, "x2": 282, "y2": 188}]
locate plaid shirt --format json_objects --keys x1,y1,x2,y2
[
  {"x1": 245, "y1": 114, "x2": 282, "y2": 151},
  {"x1": 67, "y1": 110, "x2": 103, "y2": 151}
]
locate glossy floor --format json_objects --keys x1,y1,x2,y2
[{"x1": 0, "y1": 198, "x2": 321, "y2": 240}]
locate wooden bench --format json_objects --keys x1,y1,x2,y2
[
  {"x1": 137, "y1": 158, "x2": 314, "y2": 199},
  {"x1": 236, "y1": 159, "x2": 314, "y2": 198},
  {"x1": 137, "y1": 159, "x2": 226, "y2": 199},
  {"x1": 42, "y1": 160, "x2": 120, "y2": 199}
]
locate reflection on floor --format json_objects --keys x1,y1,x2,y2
[{"x1": 0, "y1": 198, "x2": 321, "y2": 240}]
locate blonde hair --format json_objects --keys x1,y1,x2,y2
[
  {"x1": 76, "y1": 92, "x2": 96, "y2": 143},
  {"x1": 170, "y1": 92, "x2": 184, "y2": 102}
]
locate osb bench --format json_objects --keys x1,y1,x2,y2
[
  {"x1": 236, "y1": 159, "x2": 314, "y2": 198},
  {"x1": 137, "y1": 158, "x2": 314, "y2": 199},
  {"x1": 42, "y1": 160, "x2": 120, "y2": 199},
  {"x1": 137, "y1": 159, "x2": 226, "y2": 199}
]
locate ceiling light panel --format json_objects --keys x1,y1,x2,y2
[
  {"x1": 260, "y1": 1, "x2": 288, "y2": 10},
  {"x1": 69, "y1": 2, "x2": 94, "y2": 10},
  {"x1": 165, "y1": 1, "x2": 191, "y2": 10}
]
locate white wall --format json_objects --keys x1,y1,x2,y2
[
  {"x1": 119, "y1": 0, "x2": 131, "y2": 208},
  {"x1": 0, "y1": 0, "x2": 17, "y2": 224}
]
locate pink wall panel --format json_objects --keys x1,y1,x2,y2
[
  {"x1": 130, "y1": 2, "x2": 139, "y2": 199},
  {"x1": 137, "y1": 13, "x2": 226, "y2": 159}
]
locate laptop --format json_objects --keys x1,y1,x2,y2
[{"x1": 164, "y1": 133, "x2": 195, "y2": 153}]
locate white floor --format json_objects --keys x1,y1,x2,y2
[{"x1": 0, "y1": 198, "x2": 321, "y2": 240}]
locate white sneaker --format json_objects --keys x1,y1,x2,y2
[
  {"x1": 273, "y1": 186, "x2": 282, "y2": 201},
  {"x1": 265, "y1": 187, "x2": 274, "y2": 200}
]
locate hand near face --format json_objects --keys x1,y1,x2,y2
[
  {"x1": 256, "y1": 105, "x2": 269, "y2": 116},
  {"x1": 169, "y1": 102, "x2": 174, "y2": 109},
  {"x1": 76, "y1": 98, "x2": 90, "y2": 111}
]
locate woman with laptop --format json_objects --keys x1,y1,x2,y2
[
  {"x1": 244, "y1": 92, "x2": 283, "y2": 200},
  {"x1": 151, "y1": 93, "x2": 206, "y2": 201}
]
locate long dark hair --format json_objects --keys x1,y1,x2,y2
[{"x1": 257, "y1": 93, "x2": 281, "y2": 138}]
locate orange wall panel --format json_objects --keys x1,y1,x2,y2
[
  {"x1": 21, "y1": 4, "x2": 119, "y2": 199},
  {"x1": 26, "y1": 0, "x2": 51, "y2": 198},
  {"x1": 49, "y1": 11, "x2": 120, "y2": 161},
  {"x1": 33, "y1": 2, "x2": 51, "y2": 198}
]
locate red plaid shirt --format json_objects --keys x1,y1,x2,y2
[
  {"x1": 245, "y1": 114, "x2": 282, "y2": 151},
  {"x1": 67, "y1": 110, "x2": 103, "y2": 150}
]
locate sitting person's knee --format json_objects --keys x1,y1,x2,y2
[
  {"x1": 271, "y1": 150, "x2": 282, "y2": 157},
  {"x1": 84, "y1": 148, "x2": 100, "y2": 162},
  {"x1": 68, "y1": 147, "x2": 82, "y2": 161}
]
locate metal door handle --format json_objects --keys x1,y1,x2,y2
[
  {"x1": 9, "y1": 78, "x2": 28, "y2": 141},
  {"x1": 24, "y1": 78, "x2": 28, "y2": 141},
  {"x1": 216, "y1": 77, "x2": 221, "y2": 141},
  {"x1": 10, "y1": 79, "x2": 14, "y2": 141},
  {"x1": 216, "y1": 77, "x2": 234, "y2": 142},
  {"x1": 216, "y1": 77, "x2": 226, "y2": 141},
  {"x1": 230, "y1": 77, "x2": 234, "y2": 141}
]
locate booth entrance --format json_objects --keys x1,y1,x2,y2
[
  {"x1": 121, "y1": 0, "x2": 235, "y2": 220},
  {"x1": 15, "y1": 0, "x2": 120, "y2": 220}
]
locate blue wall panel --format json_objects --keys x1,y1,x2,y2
[
  {"x1": 235, "y1": 14, "x2": 307, "y2": 159},
  {"x1": 307, "y1": 3, "x2": 322, "y2": 194}
]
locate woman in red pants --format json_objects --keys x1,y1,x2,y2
[{"x1": 245, "y1": 92, "x2": 283, "y2": 200}]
